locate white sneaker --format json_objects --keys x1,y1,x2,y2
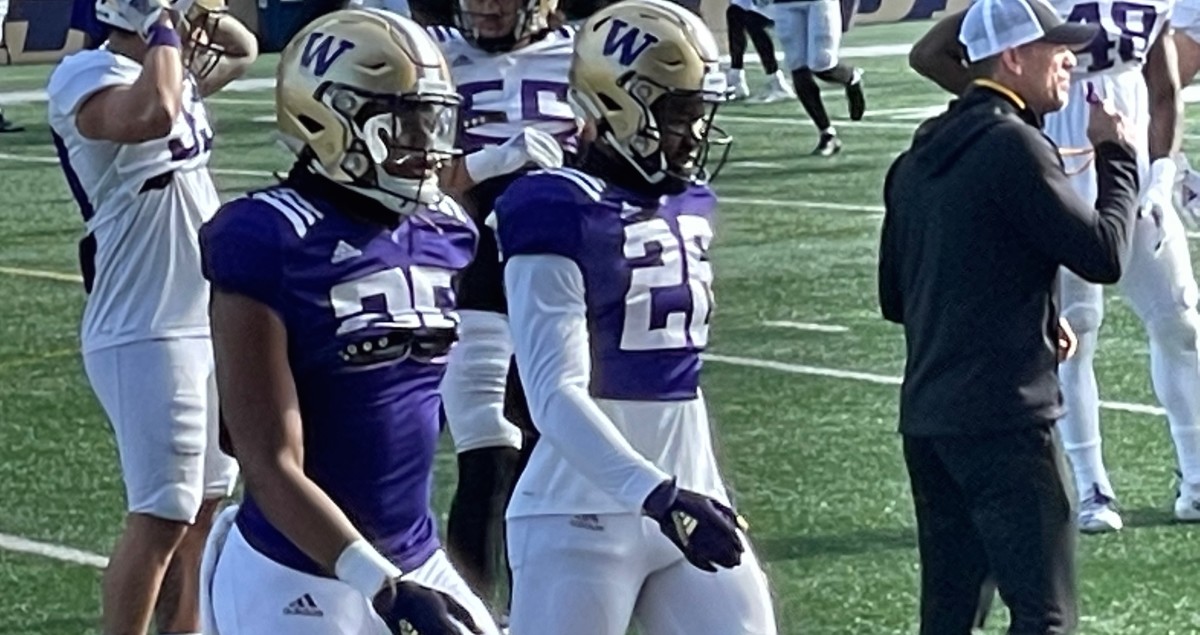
[
  {"x1": 1174, "y1": 494, "x2": 1200, "y2": 522},
  {"x1": 758, "y1": 70, "x2": 796, "y2": 103},
  {"x1": 1079, "y1": 484, "x2": 1123, "y2": 534},
  {"x1": 727, "y1": 68, "x2": 750, "y2": 101}
]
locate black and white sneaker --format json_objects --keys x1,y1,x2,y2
[
  {"x1": 846, "y1": 68, "x2": 866, "y2": 121},
  {"x1": 0, "y1": 111, "x2": 23, "y2": 134},
  {"x1": 812, "y1": 132, "x2": 842, "y2": 157}
]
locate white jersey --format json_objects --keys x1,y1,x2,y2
[
  {"x1": 47, "y1": 48, "x2": 219, "y2": 353},
  {"x1": 1051, "y1": 0, "x2": 1174, "y2": 76},
  {"x1": 427, "y1": 25, "x2": 576, "y2": 153}
]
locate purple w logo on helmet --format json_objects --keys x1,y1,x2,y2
[
  {"x1": 300, "y1": 32, "x2": 356, "y2": 77},
  {"x1": 601, "y1": 18, "x2": 659, "y2": 65}
]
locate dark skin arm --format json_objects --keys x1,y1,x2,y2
[
  {"x1": 1144, "y1": 24, "x2": 1183, "y2": 160},
  {"x1": 210, "y1": 289, "x2": 363, "y2": 573},
  {"x1": 908, "y1": 9, "x2": 970, "y2": 95}
]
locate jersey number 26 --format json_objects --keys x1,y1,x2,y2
[{"x1": 620, "y1": 216, "x2": 713, "y2": 352}]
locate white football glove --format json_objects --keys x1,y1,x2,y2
[
  {"x1": 117, "y1": 0, "x2": 174, "y2": 39},
  {"x1": 1141, "y1": 157, "x2": 1176, "y2": 250},
  {"x1": 1176, "y1": 153, "x2": 1200, "y2": 230},
  {"x1": 464, "y1": 127, "x2": 564, "y2": 184}
]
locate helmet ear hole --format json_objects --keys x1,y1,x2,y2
[
  {"x1": 598, "y1": 93, "x2": 622, "y2": 111},
  {"x1": 298, "y1": 115, "x2": 325, "y2": 134}
]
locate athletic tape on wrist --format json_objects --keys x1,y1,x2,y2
[{"x1": 335, "y1": 539, "x2": 403, "y2": 599}]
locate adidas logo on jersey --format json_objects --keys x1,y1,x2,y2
[
  {"x1": 332, "y1": 240, "x2": 362, "y2": 264},
  {"x1": 451, "y1": 54, "x2": 473, "y2": 68},
  {"x1": 283, "y1": 593, "x2": 324, "y2": 617}
]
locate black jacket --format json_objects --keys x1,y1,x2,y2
[{"x1": 879, "y1": 82, "x2": 1140, "y2": 436}]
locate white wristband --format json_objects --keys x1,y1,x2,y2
[{"x1": 334, "y1": 539, "x2": 403, "y2": 598}]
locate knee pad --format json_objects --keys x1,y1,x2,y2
[
  {"x1": 1146, "y1": 307, "x2": 1200, "y2": 353},
  {"x1": 1060, "y1": 303, "x2": 1103, "y2": 337}
]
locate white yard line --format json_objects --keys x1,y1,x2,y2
[
  {"x1": 0, "y1": 152, "x2": 57, "y2": 164},
  {"x1": 763, "y1": 320, "x2": 851, "y2": 333},
  {"x1": 0, "y1": 532, "x2": 107, "y2": 569},
  {"x1": 718, "y1": 114, "x2": 916, "y2": 130},
  {"x1": 700, "y1": 353, "x2": 1168, "y2": 417},
  {"x1": 0, "y1": 266, "x2": 82, "y2": 283}
]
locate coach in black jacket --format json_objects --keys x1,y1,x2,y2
[{"x1": 878, "y1": 0, "x2": 1141, "y2": 632}]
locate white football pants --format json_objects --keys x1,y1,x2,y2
[{"x1": 1044, "y1": 73, "x2": 1200, "y2": 501}]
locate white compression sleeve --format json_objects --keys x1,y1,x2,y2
[{"x1": 505, "y1": 254, "x2": 670, "y2": 510}]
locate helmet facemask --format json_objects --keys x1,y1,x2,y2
[
  {"x1": 309, "y1": 81, "x2": 461, "y2": 215},
  {"x1": 455, "y1": 0, "x2": 551, "y2": 52},
  {"x1": 180, "y1": 6, "x2": 229, "y2": 80}
]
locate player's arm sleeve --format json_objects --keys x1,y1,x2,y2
[
  {"x1": 997, "y1": 126, "x2": 1140, "y2": 284},
  {"x1": 505, "y1": 255, "x2": 671, "y2": 510},
  {"x1": 200, "y1": 203, "x2": 285, "y2": 313},
  {"x1": 878, "y1": 158, "x2": 904, "y2": 324},
  {"x1": 47, "y1": 55, "x2": 138, "y2": 118}
]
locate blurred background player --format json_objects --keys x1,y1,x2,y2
[
  {"x1": 911, "y1": 0, "x2": 1200, "y2": 534},
  {"x1": 45, "y1": 0, "x2": 254, "y2": 633},
  {"x1": 494, "y1": 1, "x2": 777, "y2": 632},
  {"x1": 427, "y1": 0, "x2": 576, "y2": 617},
  {"x1": 773, "y1": 0, "x2": 866, "y2": 155},
  {"x1": 725, "y1": 0, "x2": 796, "y2": 102},
  {"x1": 198, "y1": 9, "x2": 497, "y2": 635},
  {"x1": 0, "y1": 0, "x2": 21, "y2": 131}
]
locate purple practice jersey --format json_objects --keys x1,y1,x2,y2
[
  {"x1": 494, "y1": 168, "x2": 717, "y2": 401},
  {"x1": 199, "y1": 173, "x2": 477, "y2": 576}
]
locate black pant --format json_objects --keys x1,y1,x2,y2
[{"x1": 903, "y1": 426, "x2": 1077, "y2": 635}]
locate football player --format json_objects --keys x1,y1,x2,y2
[
  {"x1": 493, "y1": 1, "x2": 777, "y2": 632},
  {"x1": 773, "y1": 0, "x2": 867, "y2": 155},
  {"x1": 427, "y1": 0, "x2": 575, "y2": 610},
  {"x1": 198, "y1": 9, "x2": 497, "y2": 635},
  {"x1": 910, "y1": 0, "x2": 1200, "y2": 533},
  {"x1": 46, "y1": 1, "x2": 247, "y2": 633},
  {"x1": 726, "y1": 0, "x2": 796, "y2": 102}
]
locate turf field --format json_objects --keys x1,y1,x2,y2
[{"x1": 3, "y1": 19, "x2": 1200, "y2": 634}]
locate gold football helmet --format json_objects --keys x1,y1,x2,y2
[
  {"x1": 570, "y1": 0, "x2": 731, "y2": 188},
  {"x1": 179, "y1": 0, "x2": 233, "y2": 78},
  {"x1": 455, "y1": 0, "x2": 559, "y2": 52},
  {"x1": 276, "y1": 9, "x2": 461, "y2": 215}
]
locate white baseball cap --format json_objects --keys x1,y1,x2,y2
[{"x1": 958, "y1": 0, "x2": 1099, "y2": 63}]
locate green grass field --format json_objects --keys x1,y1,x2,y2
[{"x1": 3, "y1": 19, "x2": 1200, "y2": 634}]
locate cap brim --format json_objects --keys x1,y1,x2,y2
[{"x1": 1041, "y1": 23, "x2": 1100, "y2": 50}]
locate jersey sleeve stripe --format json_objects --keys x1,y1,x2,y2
[
  {"x1": 549, "y1": 168, "x2": 605, "y2": 201},
  {"x1": 276, "y1": 188, "x2": 325, "y2": 223},
  {"x1": 252, "y1": 191, "x2": 312, "y2": 237}
]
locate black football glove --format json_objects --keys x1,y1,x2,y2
[
  {"x1": 372, "y1": 579, "x2": 483, "y2": 635},
  {"x1": 642, "y1": 479, "x2": 745, "y2": 572}
]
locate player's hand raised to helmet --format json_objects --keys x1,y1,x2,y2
[
  {"x1": 643, "y1": 479, "x2": 746, "y2": 572},
  {"x1": 373, "y1": 580, "x2": 483, "y2": 635},
  {"x1": 116, "y1": 0, "x2": 175, "y2": 40}
]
